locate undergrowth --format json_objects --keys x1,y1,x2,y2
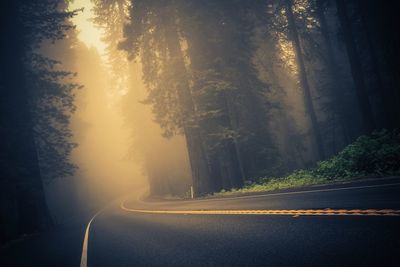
[{"x1": 215, "y1": 129, "x2": 400, "y2": 196}]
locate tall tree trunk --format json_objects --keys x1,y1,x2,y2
[
  {"x1": 217, "y1": 93, "x2": 245, "y2": 189},
  {"x1": 356, "y1": 0, "x2": 399, "y2": 129},
  {"x1": 218, "y1": 138, "x2": 244, "y2": 189},
  {"x1": 255, "y1": 53, "x2": 300, "y2": 169},
  {"x1": 167, "y1": 8, "x2": 244, "y2": 192},
  {"x1": 285, "y1": 0, "x2": 325, "y2": 160},
  {"x1": 316, "y1": 0, "x2": 351, "y2": 143},
  {"x1": 375, "y1": 1, "x2": 400, "y2": 121},
  {"x1": 221, "y1": 91, "x2": 246, "y2": 183},
  {"x1": 0, "y1": 0, "x2": 52, "y2": 241},
  {"x1": 163, "y1": 14, "x2": 215, "y2": 196},
  {"x1": 335, "y1": 0, "x2": 376, "y2": 133}
]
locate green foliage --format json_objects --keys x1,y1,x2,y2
[
  {"x1": 216, "y1": 130, "x2": 400, "y2": 196},
  {"x1": 29, "y1": 52, "x2": 80, "y2": 180},
  {"x1": 315, "y1": 129, "x2": 400, "y2": 178},
  {"x1": 25, "y1": 3, "x2": 82, "y2": 180},
  {"x1": 120, "y1": 0, "x2": 187, "y2": 138}
]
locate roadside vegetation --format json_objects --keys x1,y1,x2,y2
[{"x1": 214, "y1": 130, "x2": 400, "y2": 197}]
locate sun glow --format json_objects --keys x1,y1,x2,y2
[
  {"x1": 69, "y1": 0, "x2": 106, "y2": 54},
  {"x1": 65, "y1": 0, "x2": 147, "y2": 203}
]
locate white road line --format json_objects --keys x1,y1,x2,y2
[
  {"x1": 80, "y1": 209, "x2": 103, "y2": 267},
  {"x1": 81, "y1": 182, "x2": 400, "y2": 266},
  {"x1": 189, "y1": 182, "x2": 400, "y2": 203},
  {"x1": 80, "y1": 191, "x2": 148, "y2": 267},
  {"x1": 80, "y1": 217, "x2": 94, "y2": 267}
]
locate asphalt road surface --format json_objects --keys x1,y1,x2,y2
[{"x1": 83, "y1": 177, "x2": 400, "y2": 267}]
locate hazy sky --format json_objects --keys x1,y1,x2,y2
[
  {"x1": 65, "y1": 0, "x2": 147, "y2": 202},
  {"x1": 69, "y1": 0, "x2": 106, "y2": 54}
]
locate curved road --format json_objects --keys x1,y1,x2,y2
[{"x1": 83, "y1": 178, "x2": 400, "y2": 267}]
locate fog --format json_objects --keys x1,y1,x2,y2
[
  {"x1": 39, "y1": 0, "x2": 395, "y2": 222},
  {"x1": 42, "y1": 0, "x2": 194, "y2": 223},
  {"x1": 1, "y1": 0, "x2": 399, "y2": 248},
  {"x1": 43, "y1": 1, "x2": 147, "y2": 222},
  {"x1": 70, "y1": 46, "x2": 145, "y2": 203}
]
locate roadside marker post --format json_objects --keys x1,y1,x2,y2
[{"x1": 190, "y1": 186, "x2": 194, "y2": 199}]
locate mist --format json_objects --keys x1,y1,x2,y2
[
  {"x1": 1, "y1": 0, "x2": 399, "y2": 247},
  {"x1": 41, "y1": 0, "x2": 400, "y2": 221},
  {"x1": 40, "y1": 1, "x2": 149, "y2": 222}
]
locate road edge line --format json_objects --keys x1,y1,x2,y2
[
  {"x1": 80, "y1": 209, "x2": 102, "y2": 267},
  {"x1": 190, "y1": 182, "x2": 400, "y2": 202}
]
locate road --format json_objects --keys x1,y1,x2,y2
[{"x1": 84, "y1": 177, "x2": 400, "y2": 267}]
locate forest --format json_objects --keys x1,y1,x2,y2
[{"x1": 1, "y1": 0, "x2": 399, "y2": 245}]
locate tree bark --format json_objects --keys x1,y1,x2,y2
[
  {"x1": 316, "y1": 0, "x2": 352, "y2": 143},
  {"x1": 165, "y1": 5, "x2": 244, "y2": 192},
  {"x1": 0, "y1": 0, "x2": 52, "y2": 241},
  {"x1": 221, "y1": 91, "x2": 246, "y2": 184},
  {"x1": 285, "y1": 0, "x2": 325, "y2": 160},
  {"x1": 356, "y1": 0, "x2": 399, "y2": 129},
  {"x1": 335, "y1": 0, "x2": 376, "y2": 133},
  {"x1": 162, "y1": 13, "x2": 215, "y2": 196}
]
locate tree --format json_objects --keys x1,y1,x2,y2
[
  {"x1": 354, "y1": 0, "x2": 400, "y2": 129},
  {"x1": 315, "y1": 0, "x2": 351, "y2": 142},
  {"x1": 335, "y1": 0, "x2": 375, "y2": 133},
  {"x1": 0, "y1": 0, "x2": 78, "y2": 243},
  {"x1": 121, "y1": 0, "x2": 215, "y2": 195},
  {"x1": 284, "y1": 0, "x2": 325, "y2": 159},
  {"x1": 92, "y1": 0, "x2": 130, "y2": 91}
]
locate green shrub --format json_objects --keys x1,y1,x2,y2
[
  {"x1": 314, "y1": 129, "x2": 400, "y2": 179},
  {"x1": 216, "y1": 129, "x2": 400, "y2": 196}
]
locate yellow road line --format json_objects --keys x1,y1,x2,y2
[{"x1": 121, "y1": 202, "x2": 400, "y2": 217}]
